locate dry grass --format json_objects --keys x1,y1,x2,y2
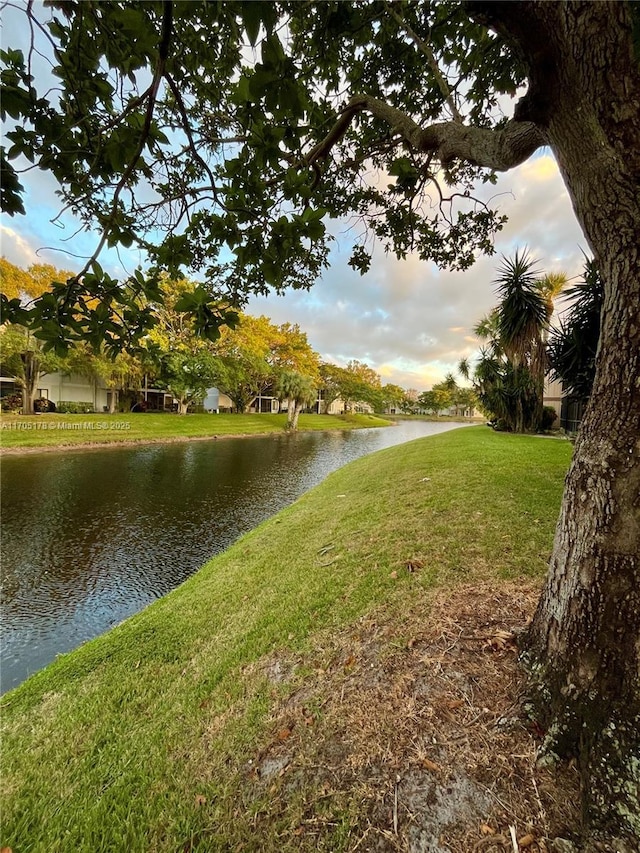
[{"x1": 243, "y1": 582, "x2": 582, "y2": 852}]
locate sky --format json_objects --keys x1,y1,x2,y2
[{"x1": 0, "y1": 7, "x2": 587, "y2": 393}]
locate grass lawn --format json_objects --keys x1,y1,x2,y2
[
  {"x1": 0, "y1": 427, "x2": 573, "y2": 852},
  {"x1": 0, "y1": 411, "x2": 390, "y2": 451}
]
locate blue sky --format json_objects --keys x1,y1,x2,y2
[{"x1": 0, "y1": 6, "x2": 586, "y2": 392}]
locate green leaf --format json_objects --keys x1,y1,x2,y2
[
  {"x1": 241, "y1": 1, "x2": 262, "y2": 46},
  {"x1": 261, "y1": 34, "x2": 285, "y2": 69}
]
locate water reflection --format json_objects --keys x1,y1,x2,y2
[{"x1": 0, "y1": 420, "x2": 468, "y2": 691}]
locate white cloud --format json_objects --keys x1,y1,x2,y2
[
  {"x1": 0, "y1": 225, "x2": 38, "y2": 267},
  {"x1": 248, "y1": 152, "x2": 585, "y2": 391}
]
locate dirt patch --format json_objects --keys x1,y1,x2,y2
[{"x1": 245, "y1": 581, "x2": 585, "y2": 852}]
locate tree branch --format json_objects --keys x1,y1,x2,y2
[
  {"x1": 383, "y1": 1, "x2": 463, "y2": 122},
  {"x1": 74, "y1": 0, "x2": 174, "y2": 284},
  {"x1": 306, "y1": 94, "x2": 547, "y2": 173}
]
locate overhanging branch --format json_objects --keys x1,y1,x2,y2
[{"x1": 306, "y1": 94, "x2": 547, "y2": 174}]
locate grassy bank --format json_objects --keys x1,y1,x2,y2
[
  {"x1": 0, "y1": 427, "x2": 573, "y2": 851},
  {"x1": 0, "y1": 412, "x2": 389, "y2": 451}
]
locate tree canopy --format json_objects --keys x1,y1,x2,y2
[{"x1": 1, "y1": 0, "x2": 542, "y2": 349}]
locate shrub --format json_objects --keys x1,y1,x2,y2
[
  {"x1": 34, "y1": 397, "x2": 57, "y2": 413},
  {"x1": 56, "y1": 401, "x2": 95, "y2": 414},
  {"x1": 492, "y1": 418, "x2": 512, "y2": 432},
  {"x1": 541, "y1": 405, "x2": 558, "y2": 431},
  {"x1": 0, "y1": 392, "x2": 23, "y2": 413}
]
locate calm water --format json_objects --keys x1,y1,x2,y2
[{"x1": 0, "y1": 420, "x2": 469, "y2": 692}]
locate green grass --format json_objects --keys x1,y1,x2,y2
[
  {"x1": 0, "y1": 427, "x2": 572, "y2": 852},
  {"x1": 0, "y1": 411, "x2": 389, "y2": 449}
]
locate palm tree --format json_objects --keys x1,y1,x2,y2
[
  {"x1": 461, "y1": 250, "x2": 566, "y2": 432},
  {"x1": 274, "y1": 370, "x2": 317, "y2": 431},
  {"x1": 547, "y1": 258, "x2": 603, "y2": 401}
]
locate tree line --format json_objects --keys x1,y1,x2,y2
[
  {"x1": 1, "y1": 260, "x2": 431, "y2": 424},
  {"x1": 1, "y1": 254, "x2": 597, "y2": 429}
]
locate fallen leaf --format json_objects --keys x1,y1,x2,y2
[
  {"x1": 194, "y1": 794, "x2": 207, "y2": 807},
  {"x1": 480, "y1": 824, "x2": 496, "y2": 835},
  {"x1": 277, "y1": 727, "x2": 292, "y2": 741},
  {"x1": 484, "y1": 629, "x2": 516, "y2": 652},
  {"x1": 390, "y1": 571, "x2": 398, "y2": 579},
  {"x1": 406, "y1": 559, "x2": 424, "y2": 572},
  {"x1": 447, "y1": 699, "x2": 465, "y2": 710},
  {"x1": 518, "y1": 834, "x2": 536, "y2": 848},
  {"x1": 421, "y1": 758, "x2": 441, "y2": 773},
  {"x1": 407, "y1": 637, "x2": 417, "y2": 649}
]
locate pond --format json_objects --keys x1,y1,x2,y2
[{"x1": 0, "y1": 420, "x2": 471, "y2": 692}]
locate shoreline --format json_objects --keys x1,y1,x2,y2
[
  {"x1": 0, "y1": 429, "x2": 287, "y2": 456},
  {"x1": 0, "y1": 418, "x2": 400, "y2": 457}
]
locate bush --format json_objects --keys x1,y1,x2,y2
[
  {"x1": 541, "y1": 406, "x2": 558, "y2": 431},
  {"x1": 0, "y1": 392, "x2": 23, "y2": 413},
  {"x1": 34, "y1": 397, "x2": 57, "y2": 413},
  {"x1": 56, "y1": 400, "x2": 95, "y2": 414}
]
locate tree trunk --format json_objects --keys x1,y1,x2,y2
[
  {"x1": 21, "y1": 350, "x2": 39, "y2": 415},
  {"x1": 484, "y1": 1, "x2": 640, "y2": 840},
  {"x1": 290, "y1": 401, "x2": 303, "y2": 431}
]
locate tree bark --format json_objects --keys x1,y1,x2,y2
[
  {"x1": 290, "y1": 401, "x2": 303, "y2": 431},
  {"x1": 478, "y1": 1, "x2": 640, "y2": 840},
  {"x1": 21, "y1": 350, "x2": 39, "y2": 415}
]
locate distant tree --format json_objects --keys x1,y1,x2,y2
[
  {"x1": 64, "y1": 343, "x2": 145, "y2": 413},
  {"x1": 401, "y1": 388, "x2": 419, "y2": 414},
  {"x1": 418, "y1": 388, "x2": 452, "y2": 415},
  {"x1": 435, "y1": 373, "x2": 477, "y2": 416},
  {"x1": 0, "y1": 325, "x2": 61, "y2": 414},
  {"x1": 342, "y1": 360, "x2": 382, "y2": 411},
  {"x1": 143, "y1": 276, "x2": 235, "y2": 413},
  {"x1": 0, "y1": 258, "x2": 34, "y2": 300},
  {"x1": 547, "y1": 259, "x2": 603, "y2": 402},
  {"x1": 0, "y1": 261, "x2": 79, "y2": 412},
  {"x1": 267, "y1": 322, "x2": 321, "y2": 378},
  {"x1": 379, "y1": 383, "x2": 407, "y2": 413},
  {"x1": 318, "y1": 362, "x2": 348, "y2": 413},
  {"x1": 274, "y1": 369, "x2": 317, "y2": 431},
  {"x1": 160, "y1": 349, "x2": 220, "y2": 414},
  {"x1": 0, "y1": 259, "x2": 74, "y2": 301},
  {"x1": 212, "y1": 314, "x2": 318, "y2": 413},
  {"x1": 453, "y1": 386, "x2": 479, "y2": 416}
]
